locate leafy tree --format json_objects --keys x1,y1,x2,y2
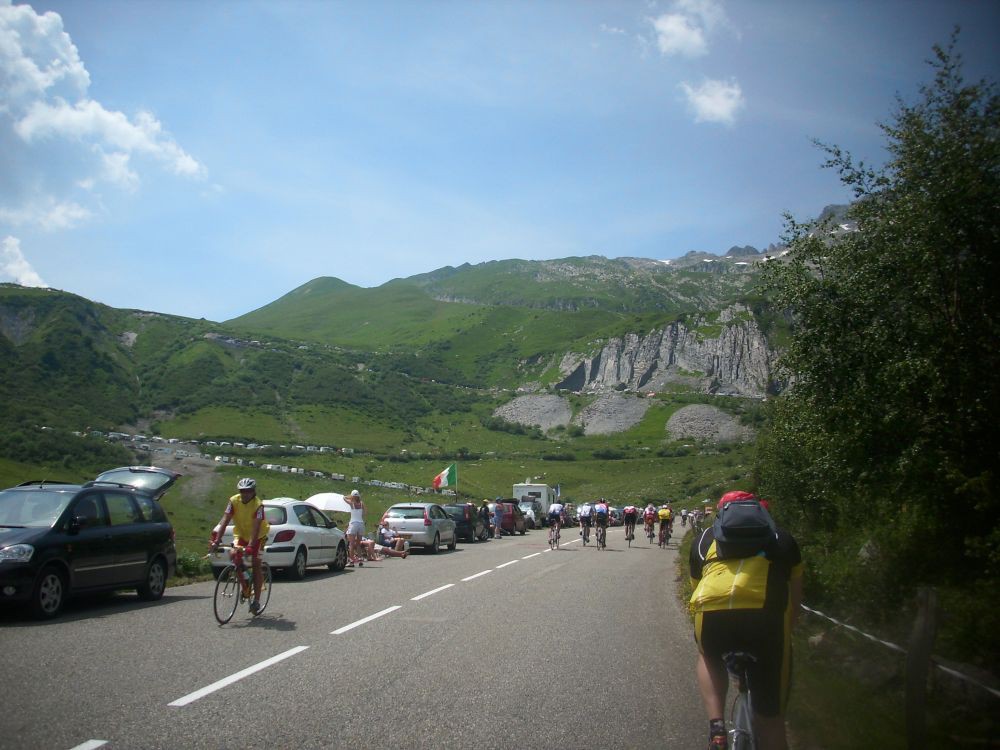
[{"x1": 756, "y1": 34, "x2": 999, "y2": 661}]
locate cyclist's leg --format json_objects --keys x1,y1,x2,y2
[
  {"x1": 694, "y1": 611, "x2": 730, "y2": 745},
  {"x1": 251, "y1": 552, "x2": 263, "y2": 600}
]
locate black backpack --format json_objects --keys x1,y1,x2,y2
[{"x1": 711, "y1": 500, "x2": 778, "y2": 559}]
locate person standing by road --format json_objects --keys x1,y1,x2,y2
[
  {"x1": 492, "y1": 497, "x2": 504, "y2": 539},
  {"x1": 346, "y1": 489, "x2": 366, "y2": 566},
  {"x1": 689, "y1": 491, "x2": 803, "y2": 750},
  {"x1": 479, "y1": 499, "x2": 491, "y2": 538}
]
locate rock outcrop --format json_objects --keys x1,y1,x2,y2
[
  {"x1": 665, "y1": 404, "x2": 756, "y2": 443},
  {"x1": 554, "y1": 304, "x2": 773, "y2": 397}
]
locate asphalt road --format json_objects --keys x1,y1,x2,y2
[{"x1": 0, "y1": 523, "x2": 704, "y2": 750}]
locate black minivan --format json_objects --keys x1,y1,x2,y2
[{"x1": 0, "y1": 466, "x2": 179, "y2": 619}]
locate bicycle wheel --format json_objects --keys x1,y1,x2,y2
[
  {"x1": 255, "y1": 563, "x2": 272, "y2": 615},
  {"x1": 213, "y1": 565, "x2": 241, "y2": 625},
  {"x1": 730, "y1": 691, "x2": 756, "y2": 750}
]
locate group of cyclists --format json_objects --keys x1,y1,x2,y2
[{"x1": 544, "y1": 498, "x2": 688, "y2": 550}]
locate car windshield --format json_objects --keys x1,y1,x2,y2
[
  {"x1": 0, "y1": 488, "x2": 75, "y2": 527},
  {"x1": 386, "y1": 507, "x2": 424, "y2": 519}
]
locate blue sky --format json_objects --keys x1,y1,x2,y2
[{"x1": 1, "y1": 0, "x2": 997, "y2": 321}]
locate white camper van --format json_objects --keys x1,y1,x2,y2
[{"x1": 512, "y1": 482, "x2": 557, "y2": 526}]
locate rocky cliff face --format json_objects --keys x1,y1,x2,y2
[{"x1": 554, "y1": 305, "x2": 774, "y2": 397}]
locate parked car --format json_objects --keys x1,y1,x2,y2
[
  {"x1": 210, "y1": 497, "x2": 347, "y2": 579},
  {"x1": 383, "y1": 502, "x2": 458, "y2": 553},
  {"x1": 0, "y1": 465, "x2": 180, "y2": 619},
  {"x1": 489, "y1": 501, "x2": 527, "y2": 536},
  {"x1": 442, "y1": 503, "x2": 488, "y2": 542},
  {"x1": 518, "y1": 499, "x2": 544, "y2": 529}
]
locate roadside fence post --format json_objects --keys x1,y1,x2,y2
[{"x1": 905, "y1": 587, "x2": 938, "y2": 750}]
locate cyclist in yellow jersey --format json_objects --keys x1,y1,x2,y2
[
  {"x1": 210, "y1": 478, "x2": 270, "y2": 615},
  {"x1": 689, "y1": 491, "x2": 803, "y2": 750},
  {"x1": 657, "y1": 504, "x2": 672, "y2": 541}
]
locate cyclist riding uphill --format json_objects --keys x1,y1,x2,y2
[
  {"x1": 621, "y1": 503, "x2": 638, "y2": 539},
  {"x1": 577, "y1": 500, "x2": 594, "y2": 535},
  {"x1": 547, "y1": 499, "x2": 565, "y2": 529},
  {"x1": 689, "y1": 491, "x2": 803, "y2": 750},
  {"x1": 210, "y1": 478, "x2": 270, "y2": 615},
  {"x1": 593, "y1": 498, "x2": 610, "y2": 528}
]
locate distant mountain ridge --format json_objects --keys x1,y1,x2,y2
[{"x1": 0, "y1": 203, "x2": 846, "y2": 439}]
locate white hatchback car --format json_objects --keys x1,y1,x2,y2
[{"x1": 211, "y1": 497, "x2": 347, "y2": 579}]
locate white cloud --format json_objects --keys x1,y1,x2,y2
[
  {"x1": 652, "y1": 13, "x2": 706, "y2": 57},
  {"x1": 0, "y1": 1, "x2": 205, "y2": 232},
  {"x1": 680, "y1": 78, "x2": 745, "y2": 124},
  {"x1": 650, "y1": 0, "x2": 729, "y2": 58},
  {"x1": 600, "y1": 24, "x2": 626, "y2": 36},
  {"x1": 15, "y1": 98, "x2": 206, "y2": 179},
  {"x1": 1, "y1": 236, "x2": 46, "y2": 287},
  {"x1": 0, "y1": 0, "x2": 90, "y2": 113},
  {"x1": 0, "y1": 198, "x2": 92, "y2": 231}
]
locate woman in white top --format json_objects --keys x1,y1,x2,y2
[{"x1": 346, "y1": 489, "x2": 365, "y2": 566}]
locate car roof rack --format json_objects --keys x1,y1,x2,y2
[
  {"x1": 15, "y1": 480, "x2": 76, "y2": 487},
  {"x1": 81, "y1": 480, "x2": 137, "y2": 490}
]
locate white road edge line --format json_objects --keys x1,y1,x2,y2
[
  {"x1": 331, "y1": 605, "x2": 402, "y2": 635},
  {"x1": 411, "y1": 584, "x2": 454, "y2": 601},
  {"x1": 495, "y1": 560, "x2": 518, "y2": 569},
  {"x1": 68, "y1": 742, "x2": 107, "y2": 750},
  {"x1": 169, "y1": 646, "x2": 309, "y2": 707},
  {"x1": 521, "y1": 552, "x2": 542, "y2": 559},
  {"x1": 462, "y1": 569, "x2": 492, "y2": 581}
]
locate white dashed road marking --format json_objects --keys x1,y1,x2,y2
[
  {"x1": 331, "y1": 605, "x2": 402, "y2": 635},
  {"x1": 68, "y1": 742, "x2": 107, "y2": 750},
  {"x1": 168, "y1": 646, "x2": 310, "y2": 707},
  {"x1": 411, "y1": 583, "x2": 455, "y2": 601},
  {"x1": 461, "y1": 569, "x2": 493, "y2": 581}
]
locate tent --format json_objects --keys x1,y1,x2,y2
[{"x1": 307, "y1": 492, "x2": 350, "y2": 514}]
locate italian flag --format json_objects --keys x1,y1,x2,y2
[{"x1": 432, "y1": 463, "x2": 457, "y2": 490}]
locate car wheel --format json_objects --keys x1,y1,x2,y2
[
  {"x1": 427, "y1": 533, "x2": 440, "y2": 554},
  {"x1": 30, "y1": 565, "x2": 66, "y2": 620},
  {"x1": 137, "y1": 557, "x2": 168, "y2": 601},
  {"x1": 329, "y1": 542, "x2": 347, "y2": 571},
  {"x1": 447, "y1": 531, "x2": 457, "y2": 551},
  {"x1": 289, "y1": 547, "x2": 307, "y2": 580},
  {"x1": 520, "y1": 526, "x2": 526, "y2": 535}
]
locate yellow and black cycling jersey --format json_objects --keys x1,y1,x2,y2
[
  {"x1": 689, "y1": 527, "x2": 802, "y2": 615},
  {"x1": 657, "y1": 507, "x2": 672, "y2": 520}
]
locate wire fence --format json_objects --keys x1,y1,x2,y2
[{"x1": 801, "y1": 602, "x2": 1000, "y2": 701}]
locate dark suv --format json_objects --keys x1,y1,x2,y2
[
  {"x1": 442, "y1": 502, "x2": 489, "y2": 542},
  {"x1": 0, "y1": 466, "x2": 179, "y2": 619}
]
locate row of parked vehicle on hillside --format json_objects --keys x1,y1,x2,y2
[{"x1": 0, "y1": 467, "x2": 535, "y2": 620}]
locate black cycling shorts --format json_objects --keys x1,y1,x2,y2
[
  {"x1": 580, "y1": 516, "x2": 592, "y2": 527},
  {"x1": 694, "y1": 609, "x2": 792, "y2": 717},
  {"x1": 594, "y1": 515, "x2": 608, "y2": 527}
]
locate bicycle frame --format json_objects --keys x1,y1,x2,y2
[
  {"x1": 724, "y1": 652, "x2": 757, "y2": 750},
  {"x1": 548, "y1": 520, "x2": 561, "y2": 550},
  {"x1": 213, "y1": 545, "x2": 272, "y2": 625}
]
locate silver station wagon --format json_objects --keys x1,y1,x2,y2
[{"x1": 382, "y1": 502, "x2": 458, "y2": 554}]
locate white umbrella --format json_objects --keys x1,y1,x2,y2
[{"x1": 307, "y1": 492, "x2": 350, "y2": 513}]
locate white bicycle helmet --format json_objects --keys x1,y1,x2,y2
[{"x1": 236, "y1": 477, "x2": 256, "y2": 490}]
